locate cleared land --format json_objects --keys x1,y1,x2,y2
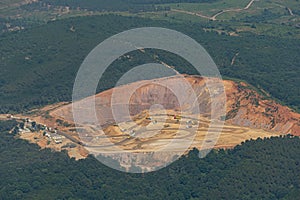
[
  {"x1": 4, "y1": 75, "x2": 299, "y2": 170},
  {"x1": 49, "y1": 75, "x2": 299, "y2": 155},
  {"x1": 81, "y1": 110, "x2": 281, "y2": 153}
]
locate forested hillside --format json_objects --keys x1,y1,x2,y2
[
  {"x1": 0, "y1": 15, "x2": 299, "y2": 113},
  {"x1": 0, "y1": 120, "x2": 299, "y2": 199}
]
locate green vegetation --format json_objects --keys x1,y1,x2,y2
[
  {"x1": 1, "y1": 0, "x2": 300, "y2": 39},
  {"x1": 163, "y1": 0, "x2": 250, "y2": 16},
  {"x1": 0, "y1": 120, "x2": 299, "y2": 199},
  {"x1": 29, "y1": 0, "x2": 219, "y2": 10},
  {"x1": 21, "y1": 0, "x2": 219, "y2": 15},
  {"x1": 0, "y1": 2, "x2": 299, "y2": 199},
  {"x1": 137, "y1": 0, "x2": 300, "y2": 38},
  {"x1": 0, "y1": 0, "x2": 24, "y2": 9},
  {"x1": 0, "y1": 15, "x2": 299, "y2": 113},
  {"x1": 159, "y1": 0, "x2": 300, "y2": 22},
  {"x1": 23, "y1": 0, "x2": 163, "y2": 13}
]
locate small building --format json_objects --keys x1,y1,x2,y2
[
  {"x1": 19, "y1": 127, "x2": 31, "y2": 133},
  {"x1": 45, "y1": 132, "x2": 64, "y2": 144},
  {"x1": 52, "y1": 135, "x2": 63, "y2": 144}
]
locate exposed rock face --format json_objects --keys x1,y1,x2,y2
[
  {"x1": 52, "y1": 75, "x2": 300, "y2": 136},
  {"x1": 224, "y1": 81, "x2": 300, "y2": 136}
]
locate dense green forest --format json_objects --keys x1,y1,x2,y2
[
  {"x1": 1, "y1": 2, "x2": 299, "y2": 200},
  {"x1": 0, "y1": 15, "x2": 299, "y2": 113},
  {"x1": 0, "y1": 120, "x2": 299, "y2": 199}
]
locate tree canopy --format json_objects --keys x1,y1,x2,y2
[
  {"x1": 0, "y1": 15, "x2": 299, "y2": 114},
  {"x1": 0, "y1": 120, "x2": 299, "y2": 199}
]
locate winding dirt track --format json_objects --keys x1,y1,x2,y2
[
  {"x1": 171, "y1": 8, "x2": 212, "y2": 20},
  {"x1": 78, "y1": 112, "x2": 279, "y2": 152},
  {"x1": 171, "y1": 0, "x2": 257, "y2": 21},
  {"x1": 211, "y1": 0, "x2": 256, "y2": 20}
]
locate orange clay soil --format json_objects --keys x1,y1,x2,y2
[{"x1": 13, "y1": 75, "x2": 299, "y2": 160}]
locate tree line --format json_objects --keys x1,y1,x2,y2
[
  {"x1": 0, "y1": 15, "x2": 299, "y2": 114},
  {"x1": 0, "y1": 120, "x2": 299, "y2": 199}
]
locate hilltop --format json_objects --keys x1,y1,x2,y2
[
  {"x1": 10, "y1": 75, "x2": 298, "y2": 166},
  {"x1": 52, "y1": 75, "x2": 300, "y2": 136}
]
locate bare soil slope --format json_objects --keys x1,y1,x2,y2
[
  {"x1": 15, "y1": 75, "x2": 299, "y2": 165},
  {"x1": 52, "y1": 75, "x2": 300, "y2": 136}
]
